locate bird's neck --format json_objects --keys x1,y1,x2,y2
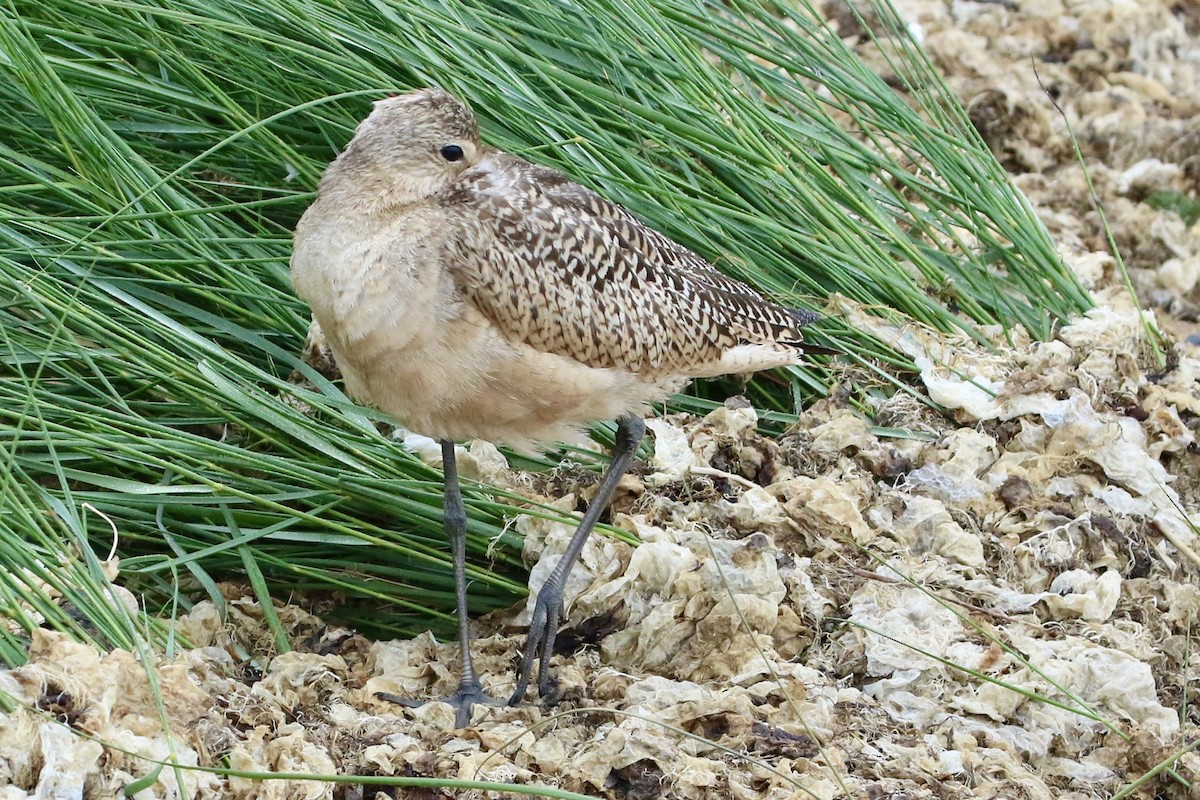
[{"x1": 317, "y1": 152, "x2": 439, "y2": 216}]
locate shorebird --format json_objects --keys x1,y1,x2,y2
[{"x1": 290, "y1": 88, "x2": 821, "y2": 726}]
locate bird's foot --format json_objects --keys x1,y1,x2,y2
[
  {"x1": 508, "y1": 587, "x2": 565, "y2": 706},
  {"x1": 377, "y1": 679, "x2": 504, "y2": 728}
]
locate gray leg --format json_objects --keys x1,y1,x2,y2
[
  {"x1": 377, "y1": 440, "x2": 500, "y2": 727},
  {"x1": 509, "y1": 415, "x2": 647, "y2": 705}
]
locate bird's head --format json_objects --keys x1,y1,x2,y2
[{"x1": 323, "y1": 88, "x2": 483, "y2": 207}]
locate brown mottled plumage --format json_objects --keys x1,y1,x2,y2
[
  {"x1": 444, "y1": 155, "x2": 814, "y2": 374},
  {"x1": 289, "y1": 88, "x2": 821, "y2": 724},
  {"x1": 291, "y1": 88, "x2": 817, "y2": 452}
]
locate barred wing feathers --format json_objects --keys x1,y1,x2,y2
[{"x1": 443, "y1": 153, "x2": 816, "y2": 376}]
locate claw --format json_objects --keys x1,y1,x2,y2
[
  {"x1": 377, "y1": 679, "x2": 504, "y2": 728},
  {"x1": 508, "y1": 586, "x2": 563, "y2": 705}
]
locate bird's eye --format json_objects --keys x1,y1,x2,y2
[{"x1": 440, "y1": 144, "x2": 464, "y2": 162}]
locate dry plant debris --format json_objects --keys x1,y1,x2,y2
[{"x1": 2, "y1": 0, "x2": 1200, "y2": 797}]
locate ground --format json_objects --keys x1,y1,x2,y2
[{"x1": 1, "y1": 0, "x2": 1199, "y2": 797}]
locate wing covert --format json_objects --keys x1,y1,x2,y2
[{"x1": 441, "y1": 153, "x2": 811, "y2": 374}]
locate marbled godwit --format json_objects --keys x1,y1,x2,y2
[{"x1": 291, "y1": 88, "x2": 821, "y2": 726}]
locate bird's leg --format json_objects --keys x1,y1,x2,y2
[
  {"x1": 377, "y1": 440, "x2": 501, "y2": 727},
  {"x1": 509, "y1": 414, "x2": 647, "y2": 706},
  {"x1": 440, "y1": 439, "x2": 500, "y2": 720}
]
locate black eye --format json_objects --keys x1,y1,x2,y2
[{"x1": 440, "y1": 144, "x2": 464, "y2": 162}]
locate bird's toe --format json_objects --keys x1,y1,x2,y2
[{"x1": 376, "y1": 681, "x2": 503, "y2": 729}]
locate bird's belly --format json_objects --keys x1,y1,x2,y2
[{"x1": 323, "y1": 306, "x2": 683, "y2": 452}]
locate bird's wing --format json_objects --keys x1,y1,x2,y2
[{"x1": 441, "y1": 154, "x2": 816, "y2": 374}]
